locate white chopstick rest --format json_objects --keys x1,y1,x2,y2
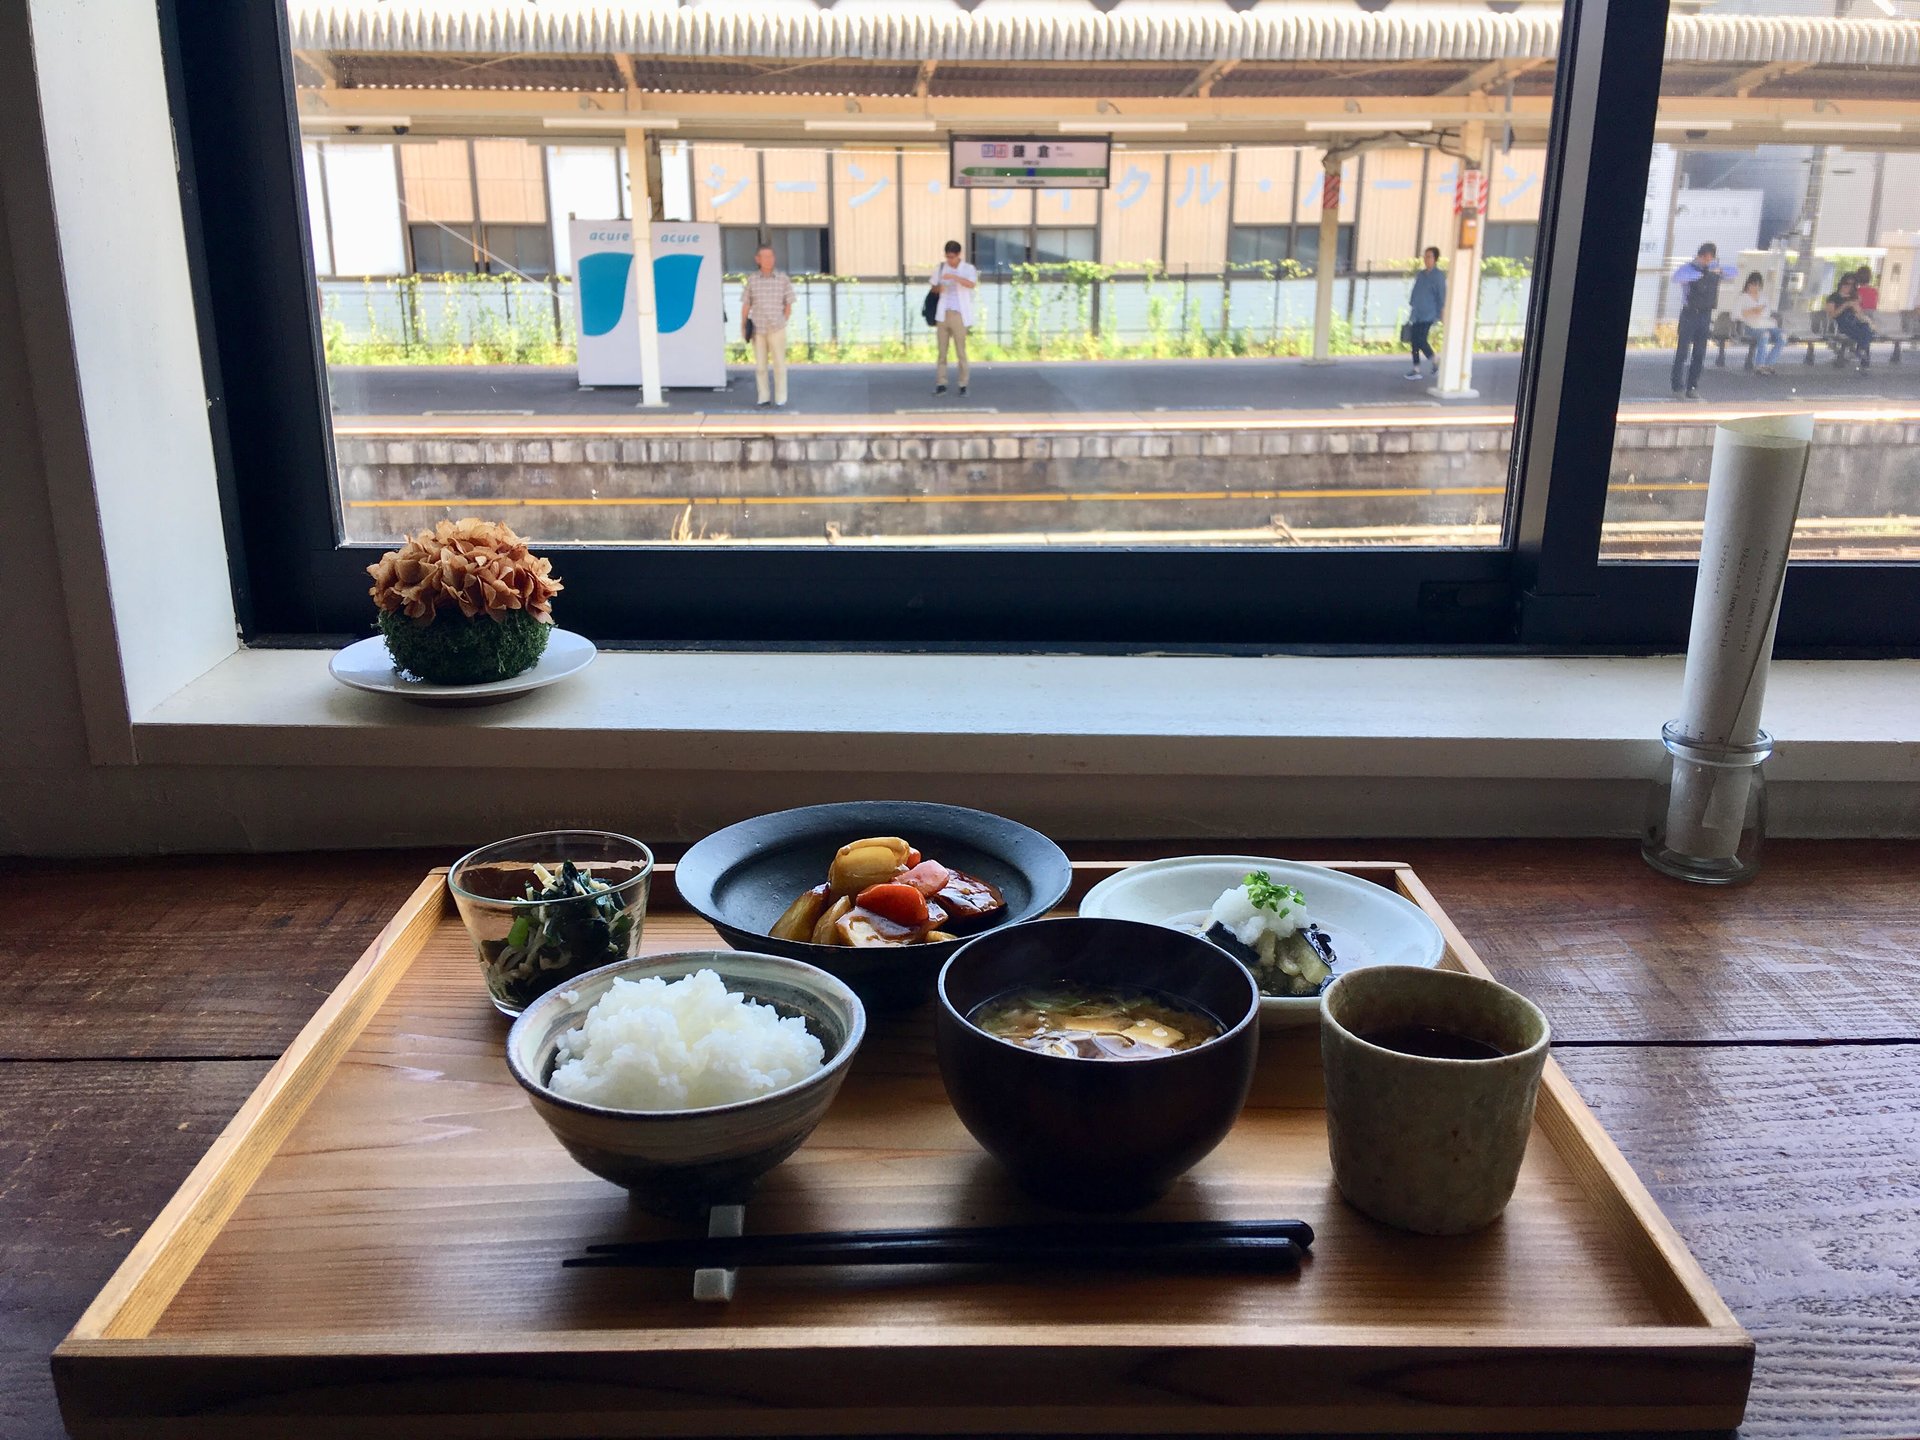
[{"x1": 693, "y1": 1204, "x2": 746, "y2": 1302}]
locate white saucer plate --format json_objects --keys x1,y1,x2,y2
[
  {"x1": 1079, "y1": 855, "x2": 1447, "y2": 1029},
  {"x1": 328, "y1": 628, "x2": 597, "y2": 706}
]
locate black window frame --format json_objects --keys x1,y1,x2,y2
[{"x1": 164, "y1": 0, "x2": 1919, "y2": 653}]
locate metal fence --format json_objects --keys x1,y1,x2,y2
[{"x1": 318, "y1": 270, "x2": 1539, "y2": 358}]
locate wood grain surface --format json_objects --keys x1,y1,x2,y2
[
  {"x1": 7, "y1": 840, "x2": 1917, "y2": 1058},
  {"x1": 0, "y1": 1062, "x2": 270, "y2": 1440},
  {"x1": 0, "y1": 850, "x2": 442, "y2": 1061},
  {"x1": 4, "y1": 843, "x2": 1919, "y2": 1439},
  {"x1": 1383, "y1": 840, "x2": 1920, "y2": 1044},
  {"x1": 1555, "y1": 1044, "x2": 1920, "y2": 1440}
]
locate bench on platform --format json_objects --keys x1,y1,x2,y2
[{"x1": 1711, "y1": 309, "x2": 1908, "y2": 368}]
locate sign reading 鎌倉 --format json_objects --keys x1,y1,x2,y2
[
  {"x1": 950, "y1": 137, "x2": 1111, "y2": 190},
  {"x1": 568, "y1": 219, "x2": 725, "y2": 389}
]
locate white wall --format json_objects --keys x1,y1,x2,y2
[
  {"x1": 0, "y1": 3, "x2": 1916, "y2": 858},
  {"x1": 321, "y1": 143, "x2": 407, "y2": 277},
  {"x1": 301, "y1": 142, "x2": 333, "y2": 274},
  {"x1": 5, "y1": 0, "x2": 235, "y2": 747},
  {"x1": 1875, "y1": 153, "x2": 1920, "y2": 240},
  {"x1": 546, "y1": 145, "x2": 623, "y2": 276},
  {"x1": 1815, "y1": 147, "x2": 1879, "y2": 250}
]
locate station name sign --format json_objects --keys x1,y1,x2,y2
[{"x1": 950, "y1": 136, "x2": 1112, "y2": 190}]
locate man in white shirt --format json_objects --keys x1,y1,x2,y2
[{"x1": 931, "y1": 240, "x2": 978, "y2": 396}]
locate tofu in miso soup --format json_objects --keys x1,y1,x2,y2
[{"x1": 969, "y1": 985, "x2": 1223, "y2": 1060}]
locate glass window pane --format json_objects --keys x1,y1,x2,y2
[
  {"x1": 1033, "y1": 226, "x2": 1095, "y2": 264},
  {"x1": 1229, "y1": 225, "x2": 1286, "y2": 267},
  {"x1": 296, "y1": 3, "x2": 1562, "y2": 554},
  {"x1": 774, "y1": 227, "x2": 826, "y2": 275},
  {"x1": 408, "y1": 223, "x2": 474, "y2": 275},
  {"x1": 971, "y1": 227, "x2": 1028, "y2": 272},
  {"x1": 1483, "y1": 222, "x2": 1538, "y2": 262},
  {"x1": 722, "y1": 227, "x2": 762, "y2": 274},
  {"x1": 481, "y1": 224, "x2": 554, "y2": 278},
  {"x1": 1601, "y1": 0, "x2": 1919, "y2": 562}
]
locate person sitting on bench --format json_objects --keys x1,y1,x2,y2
[
  {"x1": 1826, "y1": 274, "x2": 1875, "y2": 371},
  {"x1": 1736, "y1": 273, "x2": 1785, "y2": 375}
]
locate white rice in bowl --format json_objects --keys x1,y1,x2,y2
[{"x1": 547, "y1": 968, "x2": 826, "y2": 1111}]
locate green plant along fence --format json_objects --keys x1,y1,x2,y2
[
  {"x1": 319, "y1": 260, "x2": 1537, "y2": 368},
  {"x1": 321, "y1": 273, "x2": 576, "y2": 365}
]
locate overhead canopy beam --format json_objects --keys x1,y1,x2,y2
[
  {"x1": 303, "y1": 50, "x2": 339, "y2": 90},
  {"x1": 292, "y1": 78, "x2": 1920, "y2": 149},
  {"x1": 914, "y1": 59, "x2": 937, "y2": 98},
  {"x1": 1705, "y1": 60, "x2": 1810, "y2": 98},
  {"x1": 1442, "y1": 58, "x2": 1546, "y2": 97},
  {"x1": 294, "y1": 82, "x2": 1564, "y2": 135},
  {"x1": 1184, "y1": 58, "x2": 1240, "y2": 99},
  {"x1": 613, "y1": 53, "x2": 639, "y2": 93}
]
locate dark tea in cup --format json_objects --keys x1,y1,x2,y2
[
  {"x1": 1321, "y1": 966, "x2": 1551, "y2": 1234},
  {"x1": 1356, "y1": 1023, "x2": 1509, "y2": 1062}
]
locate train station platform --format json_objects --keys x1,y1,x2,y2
[{"x1": 329, "y1": 350, "x2": 1920, "y2": 431}]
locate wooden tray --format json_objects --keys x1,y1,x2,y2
[{"x1": 56, "y1": 860, "x2": 1752, "y2": 1437}]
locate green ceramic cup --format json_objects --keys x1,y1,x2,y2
[{"x1": 1320, "y1": 965, "x2": 1551, "y2": 1236}]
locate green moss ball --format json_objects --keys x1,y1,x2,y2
[{"x1": 377, "y1": 609, "x2": 551, "y2": 685}]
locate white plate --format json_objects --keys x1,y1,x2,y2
[
  {"x1": 1079, "y1": 856, "x2": 1446, "y2": 1029},
  {"x1": 328, "y1": 629, "x2": 596, "y2": 706}
]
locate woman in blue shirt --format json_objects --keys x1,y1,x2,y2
[{"x1": 1405, "y1": 247, "x2": 1445, "y2": 380}]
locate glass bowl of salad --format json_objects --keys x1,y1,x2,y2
[{"x1": 449, "y1": 831, "x2": 654, "y2": 1016}]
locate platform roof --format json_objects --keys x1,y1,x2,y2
[{"x1": 288, "y1": 1, "x2": 1920, "y2": 147}]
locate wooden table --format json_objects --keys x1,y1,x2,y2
[{"x1": 3, "y1": 841, "x2": 1917, "y2": 1440}]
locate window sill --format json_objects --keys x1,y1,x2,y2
[{"x1": 134, "y1": 649, "x2": 1919, "y2": 788}]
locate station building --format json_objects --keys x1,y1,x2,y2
[{"x1": 289, "y1": 0, "x2": 1920, "y2": 343}]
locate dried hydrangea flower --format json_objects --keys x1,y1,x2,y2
[{"x1": 368, "y1": 519, "x2": 561, "y2": 626}]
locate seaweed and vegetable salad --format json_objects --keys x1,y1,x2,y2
[{"x1": 481, "y1": 861, "x2": 637, "y2": 1009}]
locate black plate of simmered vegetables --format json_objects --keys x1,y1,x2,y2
[{"x1": 676, "y1": 802, "x2": 1071, "y2": 1010}]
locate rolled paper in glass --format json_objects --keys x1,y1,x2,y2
[{"x1": 1662, "y1": 414, "x2": 1811, "y2": 869}]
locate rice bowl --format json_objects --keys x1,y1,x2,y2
[
  {"x1": 506, "y1": 950, "x2": 866, "y2": 1215},
  {"x1": 548, "y1": 968, "x2": 826, "y2": 1112}
]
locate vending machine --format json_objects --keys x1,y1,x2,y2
[{"x1": 1877, "y1": 232, "x2": 1920, "y2": 312}]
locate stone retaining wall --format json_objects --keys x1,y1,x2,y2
[{"x1": 336, "y1": 419, "x2": 1917, "y2": 543}]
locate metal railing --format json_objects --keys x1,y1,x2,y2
[{"x1": 316, "y1": 267, "x2": 1541, "y2": 363}]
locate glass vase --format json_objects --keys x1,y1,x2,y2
[{"x1": 1641, "y1": 721, "x2": 1771, "y2": 886}]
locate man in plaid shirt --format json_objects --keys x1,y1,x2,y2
[{"x1": 740, "y1": 244, "x2": 795, "y2": 407}]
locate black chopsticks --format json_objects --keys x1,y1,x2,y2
[{"x1": 564, "y1": 1217, "x2": 1313, "y2": 1272}]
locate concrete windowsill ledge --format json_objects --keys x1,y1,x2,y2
[
  {"x1": 136, "y1": 649, "x2": 1920, "y2": 780},
  {"x1": 89, "y1": 651, "x2": 1920, "y2": 845}
]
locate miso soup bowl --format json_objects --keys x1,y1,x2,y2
[
  {"x1": 506, "y1": 950, "x2": 865, "y2": 1218},
  {"x1": 935, "y1": 917, "x2": 1260, "y2": 1211}
]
